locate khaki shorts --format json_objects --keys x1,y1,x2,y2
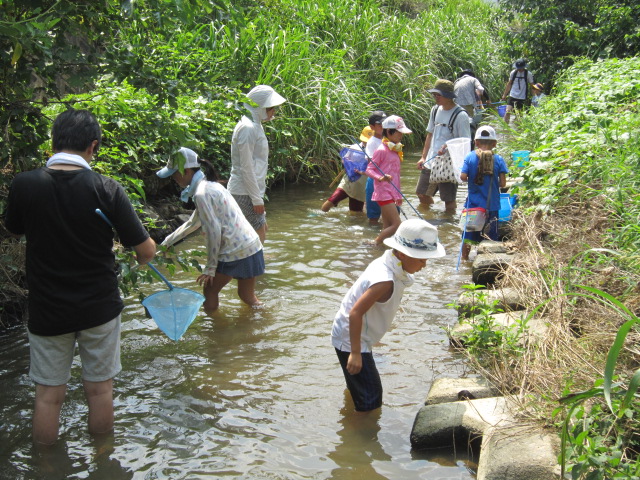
[
  {"x1": 415, "y1": 169, "x2": 458, "y2": 202},
  {"x1": 29, "y1": 316, "x2": 122, "y2": 386}
]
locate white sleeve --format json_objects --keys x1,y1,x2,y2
[
  {"x1": 453, "y1": 111, "x2": 471, "y2": 139},
  {"x1": 194, "y1": 195, "x2": 223, "y2": 275},
  {"x1": 233, "y1": 126, "x2": 263, "y2": 206},
  {"x1": 161, "y1": 210, "x2": 201, "y2": 247}
]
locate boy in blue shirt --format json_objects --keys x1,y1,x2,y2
[{"x1": 460, "y1": 125, "x2": 508, "y2": 260}]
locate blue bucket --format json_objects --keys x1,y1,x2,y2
[
  {"x1": 497, "y1": 105, "x2": 507, "y2": 118},
  {"x1": 512, "y1": 150, "x2": 530, "y2": 167},
  {"x1": 498, "y1": 193, "x2": 518, "y2": 223}
]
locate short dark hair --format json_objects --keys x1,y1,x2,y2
[
  {"x1": 368, "y1": 110, "x2": 387, "y2": 126},
  {"x1": 51, "y1": 109, "x2": 102, "y2": 153}
]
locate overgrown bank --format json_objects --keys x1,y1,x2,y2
[
  {"x1": 0, "y1": 0, "x2": 505, "y2": 320},
  {"x1": 464, "y1": 57, "x2": 640, "y2": 478}
]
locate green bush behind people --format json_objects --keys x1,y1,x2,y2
[{"x1": 0, "y1": 0, "x2": 505, "y2": 207}]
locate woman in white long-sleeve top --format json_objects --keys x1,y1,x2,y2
[{"x1": 227, "y1": 85, "x2": 286, "y2": 243}]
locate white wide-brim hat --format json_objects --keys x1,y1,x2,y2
[
  {"x1": 383, "y1": 219, "x2": 446, "y2": 259},
  {"x1": 246, "y1": 85, "x2": 286, "y2": 108}
]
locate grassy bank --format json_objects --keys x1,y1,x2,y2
[{"x1": 467, "y1": 56, "x2": 640, "y2": 478}]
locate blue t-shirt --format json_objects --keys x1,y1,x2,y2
[{"x1": 461, "y1": 151, "x2": 508, "y2": 211}]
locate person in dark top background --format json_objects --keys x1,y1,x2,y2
[{"x1": 4, "y1": 109, "x2": 156, "y2": 445}]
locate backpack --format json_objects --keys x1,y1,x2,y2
[
  {"x1": 510, "y1": 68, "x2": 531, "y2": 98},
  {"x1": 430, "y1": 105, "x2": 464, "y2": 135}
]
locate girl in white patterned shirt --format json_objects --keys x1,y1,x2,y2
[{"x1": 157, "y1": 153, "x2": 264, "y2": 316}]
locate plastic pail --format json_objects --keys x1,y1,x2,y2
[
  {"x1": 498, "y1": 193, "x2": 518, "y2": 223},
  {"x1": 512, "y1": 150, "x2": 530, "y2": 167},
  {"x1": 460, "y1": 207, "x2": 486, "y2": 232},
  {"x1": 446, "y1": 137, "x2": 470, "y2": 183},
  {"x1": 497, "y1": 105, "x2": 507, "y2": 118}
]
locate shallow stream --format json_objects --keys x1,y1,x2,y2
[{"x1": 0, "y1": 151, "x2": 478, "y2": 479}]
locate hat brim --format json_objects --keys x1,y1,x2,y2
[
  {"x1": 383, "y1": 237, "x2": 446, "y2": 259},
  {"x1": 428, "y1": 88, "x2": 456, "y2": 99},
  {"x1": 263, "y1": 91, "x2": 286, "y2": 108},
  {"x1": 397, "y1": 127, "x2": 412, "y2": 134},
  {"x1": 156, "y1": 166, "x2": 177, "y2": 178}
]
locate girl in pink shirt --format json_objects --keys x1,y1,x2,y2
[{"x1": 365, "y1": 115, "x2": 413, "y2": 245}]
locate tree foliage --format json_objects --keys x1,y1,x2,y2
[{"x1": 498, "y1": 0, "x2": 640, "y2": 85}]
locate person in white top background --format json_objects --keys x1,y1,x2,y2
[
  {"x1": 227, "y1": 85, "x2": 286, "y2": 243},
  {"x1": 501, "y1": 58, "x2": 535, "y2": 125},
  {"x1": 454, "y1": 69, "x2": 485, "y2": 118},
  {"x1": 331, "y1": 219, "x2": 445, "y2": 412}
]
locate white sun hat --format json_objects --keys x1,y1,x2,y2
[
  {"x1": 383, "y1": 219, "x2": 446, "y2": 259},
  {"x1": 246, "y1": 85, "x2": 286, "y2": 108}
]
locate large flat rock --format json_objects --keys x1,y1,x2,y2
[
  {"x1": 472, "y1": 252, "x2": 515, "y2": 285},
  {"x1": 424, "y1": 377, "x2": 499, "y2": 405},
  {"x1": 456, "y1": 287, "x2": 525, "y2": 318},
  {"x1": 411, "y1": 397, "x2": 560, "y2": 479},
  {"x1": 449, "y1": 311, "x2": 548, "y2": 349}
]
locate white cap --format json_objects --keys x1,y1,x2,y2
[
  {"x1": 246, "y1": 85, "x2": 286, "y2": 108},
  {"x1": 381, "y1": 115, "x2": 412, "y2": 134},
  {"x1": 156, "y1": 147, "x2": 199, "y2": 178},
  {"x1": 474, "y1": 125, "x2": 497, "y2": 141}
]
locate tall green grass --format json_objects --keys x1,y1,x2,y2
[{"x1": 109, "y1": 0, "x2": 506, "y2": 182}]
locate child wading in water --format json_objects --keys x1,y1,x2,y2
[
  {"x1": 365, "y1": 115, "x2": 412, "y2": 246},
  {"x1": 157, "y1": 148, "x2": 265, "y2": 316},
  {"x1": 331, "y1": 219, "x2": 445, "y2": 411},
  {"x1": 321, "y1": 126, "x2": 371, "y2": 214},
  {"x1": 460, "y1": 125, "x2": 508, "y2": 260}
]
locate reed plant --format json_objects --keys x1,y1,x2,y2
[{"x1": 107, "y1": 0, "x2": 507, "y2": 182}]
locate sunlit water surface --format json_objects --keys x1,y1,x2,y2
[{"x1": 0, "y1": 152, "x2": 478, "y2": 479}]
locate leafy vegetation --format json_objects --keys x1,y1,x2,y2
[
  {"x1": 505, "y1": 57, "x2": 640, "y2": 271},
  {"x1": 474, "y1": 57, "x2": 640, "y2": 477},
  {"x1": 556, "y1": 286, "x2": 640, "y2": 479},
  {"x1": 448, "y1": 284, "x2": 526, "y2": 357},
  {"x1": 0, "y1": 0, "x2": 505, "y2": 199},
  {"x1": 498, "y1": 0, "x2": 640, "y2": 85}
]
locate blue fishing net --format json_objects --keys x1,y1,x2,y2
[
  {"x1": 142, "y1": 288, "x2": 205, "y2": 341},
  {"x1": 340, "y1": 146, "x2": 368, "y2": 182}
]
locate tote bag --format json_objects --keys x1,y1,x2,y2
[{"x1": 430, "y1": 151, "x2": 459, "y2": 184}]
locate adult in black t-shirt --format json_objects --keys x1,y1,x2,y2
[{"x1": 5, "y1": 109, "x2": 156, "y2": 445}]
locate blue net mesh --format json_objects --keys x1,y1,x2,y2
[
  {"x1": 340, "y1": 147, "x2": 368, "y2": 182},
  {"x1": 142, "y1": 288, "x2": 205, "y2": 341}
]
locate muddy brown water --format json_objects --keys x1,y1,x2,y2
[{"x1": 0, "y1": 151, "x2": 479, "y2": 479}]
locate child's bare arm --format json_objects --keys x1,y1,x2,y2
[{"x1": 346, "y1": 281, "x2": 394, "y2": 375}]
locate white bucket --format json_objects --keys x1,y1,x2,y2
[{"x1": 446, "y1": 137, "x2": 471, "y2": 184}]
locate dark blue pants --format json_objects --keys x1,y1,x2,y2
[{"x1": 335, "y1": 348, "x2": 383, "y2": 411}]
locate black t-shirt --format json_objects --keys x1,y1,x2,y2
[{"x1": 5, "y1": 167, "x2": 150, "y2": 335}]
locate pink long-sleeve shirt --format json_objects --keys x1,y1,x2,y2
[{"x1": 365, "y1": 142, "x2": 402, "y2": 202}]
